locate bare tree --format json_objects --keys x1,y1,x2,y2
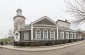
[
  {"x1": 65, "y1": 0, "x2": 85, "y2": 27},
  {"x1": 8, "y1": 29, "x2": 13, "y2": 37}
]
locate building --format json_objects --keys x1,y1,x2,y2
[{"x1": 13, "y1": 9, "x2": 81, "y2": 46}]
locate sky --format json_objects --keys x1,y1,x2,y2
[{"x1": 0, "y1": 0, "x2": 84, "y2": 38}]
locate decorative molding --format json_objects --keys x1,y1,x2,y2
[
  {"x1": 33, "y1": 27, "x2": 57, "y2": 29},
  {"x1": 33, "y1": 24, "x2": 57, "y2": 27}
]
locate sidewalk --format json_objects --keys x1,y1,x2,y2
[{"x1": 0, "y1": 40, "x2": 85, "y2": 52}]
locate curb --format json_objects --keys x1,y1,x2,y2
[{"x1": 0, "y1": 40, "x2": 85, "y2": 52}]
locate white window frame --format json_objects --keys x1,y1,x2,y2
[
  {"x1": 50, "y1": 29, "x2": 55, "y2": 39},
  {"x1": 24, "y1": 32, "x2": 29, "y2": 40},
  {"x1": 43, "y1": 29, "x2": 48, "y2": 39},
  {"x1": 35, "y1": 29, "x2": 41, "y2": 39},
  {"x1": 70, "y1": 33, "x2": 73, "y2": 39},
  {"x1": 66, "y1": 32, "x2": 69, "y2": 39},
  {"x1": 14, "y1": 31, "x2": 20, "y2": 42},
  {"x1": 60, "y1": 31, "x2": 64, "y2": 39},
  {"x1": 74, "y1": 33, "x2": 76, "y2": 39}
]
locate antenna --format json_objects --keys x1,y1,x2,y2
[{"x1": 18, "y1": 0, "x2": 21, "y2": 9}]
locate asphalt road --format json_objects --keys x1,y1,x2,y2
[{"x1": 0, "y1": 42, "x2": 85, "y2": 55}]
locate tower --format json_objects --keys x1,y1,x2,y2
[{"x1": 13, "y1": 9, "x2": 26, "y2": 32}]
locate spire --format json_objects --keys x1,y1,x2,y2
[{"x1": 16, "y1": 8, "x2": 22, "y2": 16}]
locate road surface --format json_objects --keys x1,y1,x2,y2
[{"x1": 0, "y1": 42, "x2": 85, "y2": 55}]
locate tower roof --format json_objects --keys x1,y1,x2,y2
[
  {"x1": 16, "y1": 8, "x2": 22, "y2": 16},
  {"x1": 16, "y1": 8, "x2": 22, "y2": 12}
]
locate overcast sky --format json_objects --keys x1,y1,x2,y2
[{"x1": 0, "y1": 0, "x2": 84, "y2": 38}]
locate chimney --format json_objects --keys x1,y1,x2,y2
[{"x1": 65, "y1": 19, "x2": 67, "y2": 22}]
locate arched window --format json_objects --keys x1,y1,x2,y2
[
  {"x1": 74, "y1": 33, "x2": 76, "y2": 39},
  {"x1": 43, "y1": 29, "x2": 48, "y2": 39},
  {"x1": 35, "y1": 29, "x2": 41, "y2": 39},
  {"x1": 50, "y1": 29, "x2": 55, "y2": 39},
  {"x1": 59, "y1": 32, "x2": 64, "y2": 39},
  {"x1": 66, "y1": 32, "x2": 69, "y2": 39},
  {"x1": 70, "y1": 33, "x2": 73, "y2": 39}
]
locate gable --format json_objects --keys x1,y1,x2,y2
[
  {"x1": 34, "y1": 18, "x2": 56, "y2": 25},
  {"x1": 32, "y1": 16, "x2": 56, "y2": 25}
]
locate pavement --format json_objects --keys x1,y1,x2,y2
[{"x1": 0, "y1": 40, "x2": 85, "y2": 52}]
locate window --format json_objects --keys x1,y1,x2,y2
[
  {"x1": 59, "y1": 32, "x2": 64, "y2": 39},
  {"x1": 22, "y1": 25, "x2": 24, "y2": 28},
  {"x1": 35, "y1": 29, "x2": 41, "y2": 39},
  {"x1": 18, "y1": 24, "x2": 21, "y2": 30},
  {"x1": 24, "y1": 32, "x2": 29, "y2": 40},
  {"x1": 70, "y1": 33, "x2": 73, "y2": 39},
  {"x1": 50, "y1": 30, "x2": 55, "y2": 39},
  {"x1": 74, "y1": 33, "x2": 76, "y2": 39},
  {"x1": 43, "y1": 29, "x2": 48, "y2": 39},
  {"x1": 66, "y1": 32, "x2": 69, "y2": 39}
]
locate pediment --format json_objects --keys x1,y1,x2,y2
[{"x1": 32, "y1": 16, "x2": 56, "y2": 25}]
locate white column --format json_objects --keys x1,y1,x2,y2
[
  {"x1": 57, "y1": 27, "x2": 59, "y2": 39},
  {"x1": 31, "y1": 25, "x2": 33, "y2": 40}
]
